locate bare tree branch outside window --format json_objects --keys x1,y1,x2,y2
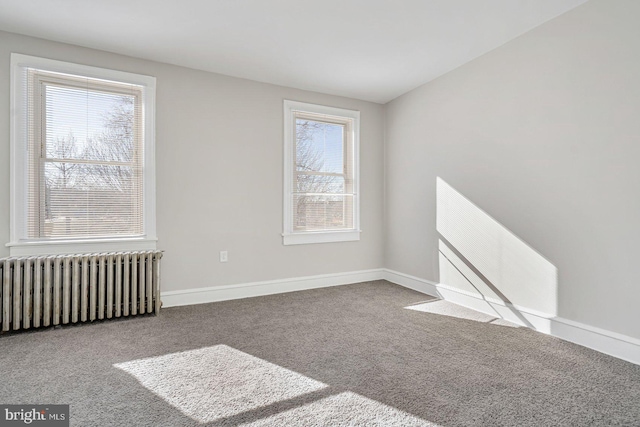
[
  {"x1": 43, "y1": 94, "x2": 140, "y2": 236},
  {"x1": 294, "y1": 118, "x2": 347, "y2": 229}
]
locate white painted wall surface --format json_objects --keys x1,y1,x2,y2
[
  {"x1": 0, "y1": 31, "x2": 385, "y2": 292},
  {"x1": 385, "y1": 0, "x2": 640, "y2": 339}
]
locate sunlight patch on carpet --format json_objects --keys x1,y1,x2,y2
[
  {"x1": 405, "y1": 299, "x2": 519, "y2": 328},
  {"x1": 114, "y1": 344, "x2": 328, "y2": 423},
  {"x1": 243, "y1": 391, "x2": 439, "y2": 426}
]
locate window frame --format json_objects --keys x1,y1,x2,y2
[
  {"x1": 9, "y1": 54, "x2": 157, "y2": 256},
  {"x1": 283, "y1": 100, "x2": 360, "y2": 245}
]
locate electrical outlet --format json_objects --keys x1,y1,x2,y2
[{"x1": 219, "y1": 251, "x2": 228, "y2": 263}]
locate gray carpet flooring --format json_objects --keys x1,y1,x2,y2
[{"x1": 1, "y1": 280, "x2": 639, "y2": 426}]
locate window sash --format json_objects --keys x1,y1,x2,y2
[
  {"x1": 291, "y1": 110, "x2": 355, "y2": 233},
  {"x1": 27, "y1": 69, "x2": 145, "y2": 240}
]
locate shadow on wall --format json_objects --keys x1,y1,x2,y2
[{"x1": 436, "y1": 177, "x2": 558, "y2": 330}]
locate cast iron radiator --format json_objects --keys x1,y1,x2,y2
[{"x1": 0, "y1": 251, "x2": 162, "y2": 332}]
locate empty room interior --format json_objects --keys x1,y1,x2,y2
[{"x1": 1, "y1": 0, "x2": 640, "y2": 426}]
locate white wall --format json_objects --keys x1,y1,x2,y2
[
  {"x1": 0, "y1": 31, "x2": 385, "y2": 292},
  {"x1": 385, "y1": 0, "x2": 640, "y2": 339}
]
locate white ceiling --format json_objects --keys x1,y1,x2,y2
[{"x1": 0, "y1": 0, "x2": 587, "y2": 104}]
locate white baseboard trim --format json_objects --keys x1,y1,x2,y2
[
  {"x1": 383, "y1": 269, "x2": 640, "y2": 366},
  {"x1": 161, "y1": 269, "x2": 385, "y2": 308},
  {"x1": 161, "y1": 266, "x2": 639, "y2": 366}
]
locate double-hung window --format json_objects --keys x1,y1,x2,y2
[
  {"x1": 283, "y1": 100, "x2": 360, "y2": 245},
  {"x1": 9, "y1": 54, "x2": 156, "y2": 256}
]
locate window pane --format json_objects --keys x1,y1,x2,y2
[
  {"x1": 45, "y1": 84, "x2": 136, "y2": 163},
  {"x1": 295, "y1": 174, "x2": 345, "y2": 194},
  {"x1": 294, "y1": 194, "x2": 353, "y2": 231},
  {"x1": 44, "y1": 162, "x2": 142, "y2": 238},
  {"x1": 295, "y1": 119, "x2": 344, "y2": 173}
]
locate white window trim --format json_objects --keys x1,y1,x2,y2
[
  {"x1": 283, "y1": 100, "x2": 361, "y2": 245},
  {"x1": 8, "y1": 53, "x2": 157, "y2": 256}
]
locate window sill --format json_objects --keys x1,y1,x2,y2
[
  {"x1": 6, "y1": 237, "x2": 158, "y2": 257},
  {"x1": 283, "y1": 230, "x2": 360, "y2": 246}
]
